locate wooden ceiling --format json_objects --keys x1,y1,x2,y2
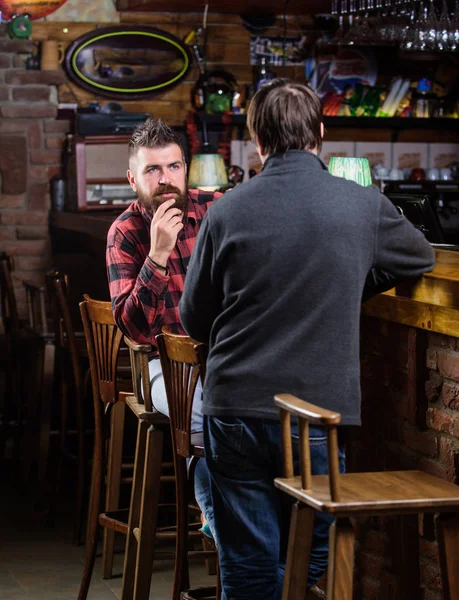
[{"x1": 116, "y1": 0, "x2": 328, "y2": 16}]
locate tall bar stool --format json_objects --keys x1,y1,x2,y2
[
  {"x1": 0, "y1": 252, "x2": 51, "y2": 469},
  {"x1": 78, "y1": 297, "x2": 175, "y2": 600},
  {"x1": 46, "y1": 273, "x2": 90, "y2": 544},
  {"x1": 78, "y1": 296, "x2": 134, "y2": 600},
  {"x1": 157, "y1": 328, "x2": 220, "y2": 600},
  {"x1": 274, "y1": 393, "x2": 459, "y2": 600}
]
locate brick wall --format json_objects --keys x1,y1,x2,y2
[
  {"x1": 355, "y1": 316, "x2": 459, "y2": 599},
  {"x1": 0, "y1": 24, "x2": 69, "y2": 317}
]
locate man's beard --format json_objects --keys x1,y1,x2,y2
[{"x1": 137, "y1": 183, "x2": 188, "y2": 214}]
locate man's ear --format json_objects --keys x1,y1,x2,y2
[
  {"x1": 127, "y1": 169, "x2": 137, "y2": 192},
  {"x1": 320, "y1": 122, "x2": 324, "y2": 139},
  {"x1": 255, "y1": 135, "x2": 267, "y2": 164}
]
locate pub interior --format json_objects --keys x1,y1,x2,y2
[{"x1": 2, "y1": 0, "x2": 459, "y2": 598}]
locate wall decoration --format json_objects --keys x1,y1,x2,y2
[
  {"x1": 250, "y1": 35, "x2": 306, "y2": 67},
  {"x1": 64, "y1": 26, "x2": 191, "y2": 100},
  {"x1": 0, "y1": 0, "x2": 68, "y2": 20},
  {"x1": 41, "y1": 0, "x2": 119, "y2": 22}
]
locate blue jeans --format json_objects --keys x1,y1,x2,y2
[{"x1": 203, "y1": 416, "x2": 346, "y2": 600}]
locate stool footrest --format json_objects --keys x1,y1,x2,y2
[{"x1": 180, "y1": 586, "x2": 218, "y2": 600}]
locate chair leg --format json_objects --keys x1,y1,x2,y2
[
  {"x1": 172, "y1": 456, "x2": 191, "y2": 600},
  {"x1": 282, "y1": 502, "x2": 315, "y2": 600},
  {"x1": 102, "y1": 400, "x2": 125, "y2": 578},
  {"x1": 21, "y1": 337, "x2": 44, "y2": 483},
  {"x1": 11, "y1": 344, "x2": 24, "y2": 468},
  {"x1": 74, "y1": 367, "x2": 92, "y2": 545},
  {"x1": 202, "y1": 535, "x2": 217, "y2": 576},
  {"x1": 121, "y1": 419, "x2": 149, "y2": 600},
  {"x1": 77, "y1": 409, "x2": 104, "y2": 600},
  {"x1": 73, "y1": 411, "x2": 86, "y2": 546},
  {"x1": 132, "y1": 424, "x2": 164, "y2": 600},
  {"x1": 391, "y1": 514, "x2": 421, "y2": 600},
  {"x1": 326, "y1": 517, "x2": 355, "y2": 600},
  {"x1": 436, "y1": 512, "x2": 459, "y2": 600},
  {"x1": 37, "y1": 342, "x2": 56, "y2": 491}
]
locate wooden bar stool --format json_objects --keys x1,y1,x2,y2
[
  {"x1": 157, "y1": 328, "x2": 220, "y2": 600},
  {"x1": 46, "y1": 273, "x2": 91, "y2": 544},
  {"x1": 78, "y1": 297, "x2": 175, "y2": 600},
  {"x1": 274, "y1": 393, "x2": 459, "y2": 600},
  {"x1": 0, "y1": 252, "x2": 52, "y2": 470}
]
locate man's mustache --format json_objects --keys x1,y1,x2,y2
[{"x1": 153, "y1": 184, "x2": 182, "y2": 198}]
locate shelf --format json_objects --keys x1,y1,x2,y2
[
  {"x1": 197, "y1": 113, "x2": 459, "y2": 130},
  {"x1": 323, "y1": 117, "x2": 459, "y2": 130}
]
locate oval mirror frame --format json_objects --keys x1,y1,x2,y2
[{"x1": 64, "y1": 25, "x2": 192, "y2": 100}]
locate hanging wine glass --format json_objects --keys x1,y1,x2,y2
[
  {"x1": 436, "y1": 0, "x2": 451, "y2": 51},
  {"x1": 449, "y1": 0, "x2": 459, "y2": 50},
  {"x1": 425, "y1": 0, "x2": 438, "y2": 50},
  {"x1": 400, "y1": 0, "x2": 417, "y2": 50}
]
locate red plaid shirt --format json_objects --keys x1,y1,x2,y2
[{"x1": 107, "y1": 189, "x2": 221, "y2": 354}]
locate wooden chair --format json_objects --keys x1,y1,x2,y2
[
  {"x1": 0, "y1": 252, "x2": 52, "y2": 469},
  {"x1": 78, "y1": 296, "x2": 134, "y2": 600},
  {"x1": 0, "y1": 252, "x2": 27, "y2": 460},
  {"x1": 45, "y1": 272, "x2": 90, "y2": 544},
  {"x1": 78, "y1": 297, "x2": 174, "y2": 600},
  {"x1": 157, "y1": 329, "x2": 220, "y2": 600},
  {"x1": 274, "y1": 393, "x2": 459, "y2": 600}
]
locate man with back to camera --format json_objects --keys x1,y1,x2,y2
[
  {"x1": 106, "y1": 118, "x2": 221, "y2": 526},
  {"x1": 179, "y1": 79, "x2": 435, "y2": 599}
]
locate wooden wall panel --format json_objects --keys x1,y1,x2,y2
[{"x1": 31, "y1": 13, "x2": 312, "y2": 125}]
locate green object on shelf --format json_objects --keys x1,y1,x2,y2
[
  {"x1": 328, "y1": 157, "x2": 373, "y2": 187},
  {"x1": 8, "y1": 15, "x2": 32, "y2": 39}
]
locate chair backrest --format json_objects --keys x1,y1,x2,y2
[
  {"x1": 274, "y1": 393, "x2": 342, "y2": 502},
  {"x1": 48, "y1": 272, "x2": 82, "y2": 396},
  {"x1": 23, "y1": 279, "x2": 48, "y2": 336},
  {"x1": 0, "y1": 252, "x2": 20, "y2": 339},
  {"x1": 156, "y1": 327, "x2": 208, "y2": 458},
  {"x1": 79, "y1": 295, "x2": 124, "y2": 406},
  {"x1": 123, "y1": 336, "x2": 154, "y2": 412}
]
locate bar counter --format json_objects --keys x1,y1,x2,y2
[
  {"x1": 358, "y1": 248, "x2": 459, "y2": 599},
  {"x1": 49, "y1": 211, "x2": 119, "y2": 321},
  {"x1": 363, "y1": 248, "x2": 459, "y2": 336}
]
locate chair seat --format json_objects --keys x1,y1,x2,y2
[
  {"x1": 275, "y1": 470, "x2": 459, "y2": 515},
  {"x1": 125, "y1": 394, "x2": 170, "y2": 425},
  {"x1": 190, "y1": 432, "x2": 204, "y2": 457}
]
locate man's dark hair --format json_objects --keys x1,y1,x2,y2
[
  {"x1": 128, "y1": 118, "x2": 185, "y2": 161},
  {"x1": 247, "y1": 79, "x2": 323, "y2": 156}
]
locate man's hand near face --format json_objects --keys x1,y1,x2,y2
[{"x1": 148, "y1": 198, "x2": 184, "y2": 267}]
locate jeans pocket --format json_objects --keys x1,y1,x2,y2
[{"x1": 208, "y1": 417, "x2": 244, "y2": 462}]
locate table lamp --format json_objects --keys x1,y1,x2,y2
[
  {"x1": 188, "y1": 115, "x2": 229, "y2": 191},
  {"x1": 188, "y1": 152, "x2": 228, "y2": 191},
  {"x1": 328, "y1": 157, "x2": 372, "y2": 187}
]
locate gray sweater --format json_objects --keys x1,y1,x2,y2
[{"x1": 179, "y1": 150, "x2": 435, "y2": 425}]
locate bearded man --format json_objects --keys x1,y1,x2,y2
[{"x1": 107, "y1": 118, "x2": 221, "y2": 432}]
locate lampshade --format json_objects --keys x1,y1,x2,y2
[
  {"x1": 328, "y1": 157, "x2": 372, "y2": 187},
  {"x1": 188, "y1": 153, "x2": 228, "y2": 191}
]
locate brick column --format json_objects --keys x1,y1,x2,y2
[
  {"x1": 0, "y1": 24, "x2": 68, "y2": 316},
  {"x1": 355, "y1": 317, "x2": 459, "y2": 599}
]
